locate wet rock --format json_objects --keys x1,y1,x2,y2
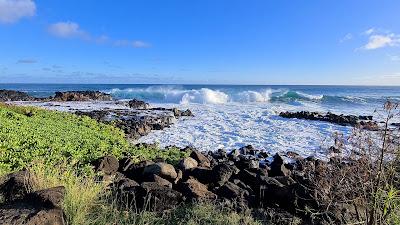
[
  {"x1": 128, "y1": 99, "x2": 149, "y2": 109},
  {"x1": 190, "y1": 150, "x2": 211, "y2": 168},
  {"x1": 279, "y1": 111, "x2": 379, "y2": 130},
  {"x1": 228, "y1": 149, "x2": 240, "y2": 159},
  {"x1": 0, "y1": 89, "x2": 36, "y2": 102},
  {"x1": 235, "y1": 158, "x2": 259, "y2": 170},
  {"x1": 51, "y1": 91, "x2": 112, "y2": 101},
  {"x1": 0, "y1": 170, "x2": 34, "y2": 202},
  {"x1": 143, "y1": 162, "x2": 177, "y2": 181},
  {"x1": 93, "y1": 155, "x2": 119, "y2": 175},
  {"x1": 178, "y1": 178, "x2": 216, "y2": 200},
  {"x1": 178, "y1": 157, "x2": 198, "y2": 170}
]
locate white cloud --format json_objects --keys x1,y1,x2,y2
[
  {"x1": 0, "y1": 0, "x2": 36, "y2": 24},
  {"x1": 114, "y1": 39, "x2": 151, "y2": 48},
  {"x1": 362, "y1": 29, "x2": 400, "y2": 50},
  {"x1": 340, "y1": 33, "x2": 353, "y2": 43},
  {"x1": 48, "y1": 21, "x2": 151, "y2": 48},
  {"x1": 48, "y1": 22, "x2": 89, "y2": 39},
  {"x1": 364, "y1": 28, "x2": 375, "y2": 35}
]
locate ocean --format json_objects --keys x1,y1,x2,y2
[{"x1": 2, "y1": 83, "x2": 400, "y2": 158}]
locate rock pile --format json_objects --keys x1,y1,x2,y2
[
  {"x1": 0, "y1": 170, "x2": 66, "y2": 225},
  {"x1": 280, "y1": 111, "x2": 379, "y2": 130},
  {"x1": 90, "y1": 145, "x2": 358, "y2": 224}
]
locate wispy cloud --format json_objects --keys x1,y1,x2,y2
[
  {"x1": 0, "y1": 0, "x2": 36, "y2": 24},
  {"x1": 48, "y1": 21, "x2": 150, "y2": 48},
  {"x1": 48, "y1": 22, "x2": 89, "y2": 39},
  {"x1": 389, "y1": 55, "x2": 400, "y2": 62},
  {"x1": 340, "y1": 33, "x2": 353, "y2": 43},
  {"x1": 114, "y1": 40, "x2": 151, "y2": 48},
  {"x1": 17, "y1": 59, "x2": 37, "y2": 64},
  {"x1": 362, "y1": 28, "x2": 400, "y2": 50}
]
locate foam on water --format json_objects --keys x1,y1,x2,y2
[{"x1": 138, "y1": 102, "x2": 352, "y2": 158}]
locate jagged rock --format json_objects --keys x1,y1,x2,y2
[
  {"x1": 0, "y1": 170, "x2": 34, "y2": 202},
  {"x1": 143, "y1": 162, "x2": 177, "y2": 181},
  {"x1": 269, "y1": 154, "x2": 290, "y2": 177},
  {"x1": 128, "y1": 99, "x2": 149, "y2": 109},
  {"x1": 93, "y1": 155, "x2": 119, "y2": 175},
  {"x1": 228, "y1": 149, "x2": 240, "y2": 159},
  {"x1": 235, "y1": 158, "x2": 259, "y2": 170},
  {"x1": 217, "y1": 181, "x2": 247, "y2": 199},
  {"x1": 178, "y1": 157, "x2": 198, "y2": 170},
  {"x1": 190, "y1": 150, "x2": 211, "y2": 168},
  {"x1": 0, "y1": 90, "x2": 36, "y2": 101},
  {"x1": 52, "y1": 91, "x2": 112, "y2": 101},
  {"x1": 211, "y1": 163, "x2": 237, "y2": 186},
  {"x1": 178, "y1": 178, "x2": 216, "y2": 199}
]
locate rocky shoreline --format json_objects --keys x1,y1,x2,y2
[
  {"x1": 0, "y1": 89, "x2": 193, "y2": 139},
  {"x1": 0, "y1": 144, "x2": 365, "y2": 224}
]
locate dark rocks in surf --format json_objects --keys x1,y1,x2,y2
[
  {"x1": 0, "y1": 89, "x2": 36, "y2": 102},
  {"x1": 51, "y1": 91, "x2": 113, "y2": 101},
  {"x1": 127, "y1": 99, "x2": 150, "y2": 109},
  {"x1": 279, "y1": 111, "x2": 379, "y2": 130}
]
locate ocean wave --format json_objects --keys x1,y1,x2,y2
[{"x1": 105, "y1": 86, "x2": 376, "y2": 105}]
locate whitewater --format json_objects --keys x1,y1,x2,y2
[{"x1": 2, "y1": 84, "x2": 399, "y2": 158}]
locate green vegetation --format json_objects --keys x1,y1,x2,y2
[{"x1": 0, "y1": 103, "x2": 187, "y2": 175}]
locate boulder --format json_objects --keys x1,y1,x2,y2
[
  {"x1": 0, "y1": 170, "x2": 34, "y2": 202},
  {"x1": 123, "y1": 160, "x2": 154, "y2": 182},
  {"x1": 211, "y1": 163, "x2": 237, "y2": 186},
  {"x1": 190, "y1": 150, "x2": 211, "y2": 168},
  {"x1": 0, "y1": 186, "x2": 66, "y2": 225},
  {"x1": 143, "y1": 162, "x2": 177, "y2": 181},
  {"x1": 269, "y1": 154, "x2": 290, "y2": 177},
  {"x1": 25, "y1": 186, "x2": 66, "y2": 208},
  {"x1": 178, "y1": 157, "x2": 198, "y2": 170},
  {"x1": 188, "y1": 167, "x2": 213, "y2": 184},
  {"x1": 179, "y1": 178, "x2": 216, "y2": 200},
  {"x1": 217, "y1": 181, "x2": 247, "y2": 199},
  {"x1": 128, "y1": 99, "x2": 149, "y2": 109},
  {"x1": 93, "y1": 155, "x2": 119, "y2": 175},
  {"x1": 145, "y1": 174, "x2": 172, "y2": 188}
]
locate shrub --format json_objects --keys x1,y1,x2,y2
[{"x1": 0, "y1": 104, "x2": 130, "y2": 174}]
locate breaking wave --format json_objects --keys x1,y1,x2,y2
[{"x1": 105, "y1": 86, "x2": 371, "y2": 105}]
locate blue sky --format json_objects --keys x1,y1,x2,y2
[{"x1": 0, "y1": 0, "x2": 400, "y2": 85}]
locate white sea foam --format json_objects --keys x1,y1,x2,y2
[{"x1": 138, "y1": 102, "x2": 353, "y2": 158}]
